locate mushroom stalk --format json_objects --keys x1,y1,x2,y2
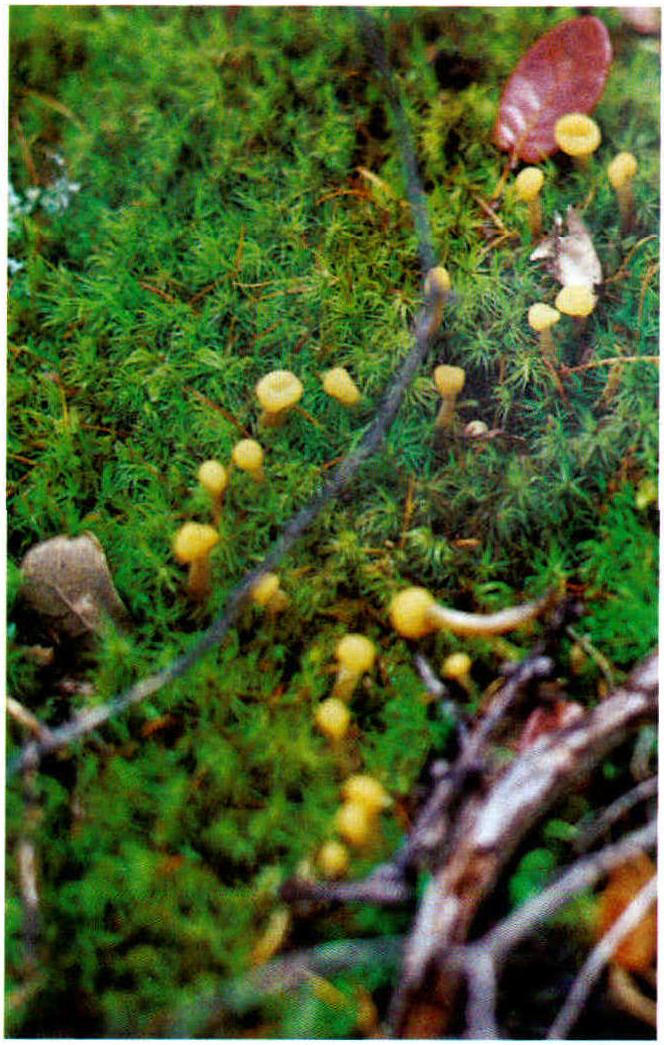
[
  {"x1": 390, "y1": 586, "x2": 553, "y2": 640},
  {"x1": 332, "y1": 634, "x2": 376, "y2": 702},
  {"x1": 188, "y1": 557, "x2": 212, "y2": 600},
  {"x1": 608, "y1": 153, "x2": 638, "y2": 235},
  {"x1": 433, "y1": 365, "x2": 466, "y2": 431},
  {"x1": 423, "y1": 266, "x2": 452, "y2": 338}
]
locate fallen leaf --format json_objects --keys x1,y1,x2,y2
[
  {"x1": 518, "y1": 700, "x2": 585, "y2": 751},
  {"x1": 530, "y1": 207, "x2": 602, "y2": 287},
  {"x1": 20, "y1": 533, "x2": 130, "y2": 639},
  {"x1": 597, "y1": 853, "x2": 657, "y2": 972},
  {"x1": 494, "y1": 16, "x2": 612, "y2": 163}
]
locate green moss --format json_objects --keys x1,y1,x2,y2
[{"x1": 7, "y1": 7, "x2": 658, "y2": 1036}]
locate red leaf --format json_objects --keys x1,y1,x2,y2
[
  {"x1": 517, "y1": 700, "x2": 585, "y2": 751},
  {"x1": 494, "y1": 17, "x2": 613, "y2": 163}
]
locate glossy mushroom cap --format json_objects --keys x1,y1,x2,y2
[
  {"x1": 528, "y1": 303, "x2": 561, "y2": 332},
  {"x1": 251, "y1": 572, "x2": 281, "y2": 607},
  {"x1": 315, "y1": 698, "x2": 350, "y2": 742},
  {"x1": 424, "y1": 265, "x2": 452, "y2": 297},
  {"x1": 390, "y1": 587, "x2": 437, "y2": 639},
  {"x1": 434, "y1": 364, "x2": 466, "y2": 398},
  {"x1": 317, "y1": 840, "x2": 349, "y2": 878},
  {"x1": 341, "y1": 775, "x2": 391, "y2": 814},
  {"x1": 255, "y1": 370, "x2": 303, "y2": 414},
  {"x1": 554, "y1": 113, "x2": 601, "y2": 159},
  {"x1": 608, "y1": 152, "x2": 638, "y2": 189},
  {"x1": 173, "y1": 522, "x2": 219, "y2": 563},
  {"x1": 442, "y1": 651, "x2": 472, "y2": 681},
  {"x1": 198, "y1": 460, "x2": 228, "y2": 497},
  {"x1": 232, "y1": 438, "x2": 264, "y2": 473},
  {"x1": 335, "y1": 801, "x2": 373, "y2": 847},
  {"x1": 515, "y1": 167, "x2": 544, "y2": 202},
  {"x1": 322, "y1": 367, "x2": 360, "y2": 406},
  {"x1": 336, "y1": 634, "x2": 375, "y2": 674},
  {"x1": 555, "y1": 285, "x2": 597, "y2": 318}
]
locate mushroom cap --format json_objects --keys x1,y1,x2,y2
[
  {"x1": 315, "y1": 697, "x2": 351, "y2": 742},
  {"x1": 442, "y1": 651, "x2": 472, "y2": 680},
  {"x1": 555, "y1": 285, "x2": 597, "y2": 318},
  {"x1": 317, "y1": 840, "x2": 349, "y2": 878},
  {"x1": 528, "y1": 303, "x2": 561, "y2": 332},
  {"x1": 390, "y1": 587, "x2": 437, "y2": 639},
  {"x1": 232, "y1": 438, "x2": 264, "y2": 472},
  {"x1": 335, "y1": 633, "x2": 376, "y2": 673},
  {"x1": 515, "y1": 167, "x2": 544, "y2": 202},
  {"x1": 255, "y1": 370, "x2": 303, "y2": 413},
  {"x1": 554, "y1": 113, "x2": 601, "y2": 158},
  {"x1": 424, "y1": 265, "x2": 452, "y2": 297},
  {"x1": 341, "y1": 774, "x2": 391, "y2": 814},
  {"x1": 322, "y1": 367, "x2": 360, "y2": 406},
  {"x1": 251, "y1": 572, "x2": 281, "y2": 607},
  {"x1": 434, "y1": 364, "x2": 466, "y2": 398},
  {"x1": 173, "y1": 522, "x2": 219, "y2": 563},
  {"x1": 608, "y1": 152, "x2": 638, "y2": 189},
  {"x1": 198, "y1": 459, "x2": 228, "y2": 497},
  {"x1": 464, "y1": 419, "x2": 489, "y2": 438},
  {"x1": 335, "y1": 800, "x2": 373, "y2": 848}
]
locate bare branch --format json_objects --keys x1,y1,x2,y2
[
  {"x1": 546, "y1": 873, "x2": 657, "y2": 1039},
  {"x1": 7, "y1": 697, "x2": 54, "y2": 744},
  {"x1": 393, "y1": 651, "x2": 657, "y2": 1036},
  {"x1": 479, "y1": 819, "x2": 656, "y2": 964},
  {"x1": 463, "y1": 949, "x2": 499, "y2": 1039},
  {"x1": 574, "y1": 775, "x2": 657, "y2": 854}
]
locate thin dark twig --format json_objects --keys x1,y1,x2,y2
[
  {"x1": 574, "y1": 775, "x2": 657, "y2": 854},
  {"x1": 355, "y1": 9, "x2": 436, "y2": 273},
  {"x1": 546, "y1": 874, "x2": 657, "y2": 1039},
  {"x1": 9, "y1": 8, "x2": 441, "y2": 782}
]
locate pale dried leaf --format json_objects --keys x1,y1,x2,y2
[
  {"x1": 530, "y1": 206, "x2": 602, "y2": 288},
  {"x1": 20, "y1": 533, "x2": 130, "y2": 639}
]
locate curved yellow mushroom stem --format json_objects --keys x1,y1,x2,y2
[{"x1": 390, "y1": 586, "x2": 554, "y2": 639}]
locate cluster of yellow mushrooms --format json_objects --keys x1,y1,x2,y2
[
  {"x1": 171, "y1": 365, "x2": 363, "y2": 601},
  {"x1": 171, "y1": 110, "x2": 638, "y2": 886},
  {"x1": 515, "y1": 113, "x2": 638, "y2": 365}
]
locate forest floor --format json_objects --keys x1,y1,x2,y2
[{"x1": 7, "y1": 7, "x2": 658, "y2": 1038}]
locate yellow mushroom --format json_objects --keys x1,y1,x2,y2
[
  {"x1": 341, "y1": 774, "x2": 391, "y2": 815},
  {"x1": 322, "y1": 367, "x2": 361, "y2": 407},
  {"x1": 198, "y1": 460, "x2": 228, "y2": 524},
  {"x1": 441, "y1": 651, "x2": 473, "y2": 693},
  {"x1": 554, "y1": 113, "x2": 601, "y2": 168},
  {"x1": 389, "y1": 586, "x2": 552, "y2": 639},
  {"x1": 315, "y1": 697, "x2": 351, "y2": 743},
  {"x1": 317, "y1": 840, "x2": 350, "y2": 879},
  {"x1": 528, "y1": 303, "x2": 561, "y2": 364},
  {"x1": 433, "y1": 364, "x2": 466, "y2": 430},
  {"x1": 332, "y1": 634, "x2": 376, "y2": 701},
  {"x1": 250, "y1": 572, "x2": 288, "y2": 615},
  {"x1": 172, "y1": 522, "x2": 219, "y2": 601},
  {"x1": 232, "y1": 438, "x2": 265, "y2": 482},
  {"x1": 423, "y1": 265, "x2": 452, "y2": 337},
  {"x1": 515, "y1": 167, "x2": 545, "y2": 237},
  {"x1": 555, "y1": 285, "x2": 597, "y2": 333},
  {"x1": 255, "y1": 369, "x2": 303, "y2": 427},
  {"x1": 608, "y1": 152, "x2": 638, "y2": 232},
  {"x1": 335, "y1": 800, "x2": 374, "y2": 848}
]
